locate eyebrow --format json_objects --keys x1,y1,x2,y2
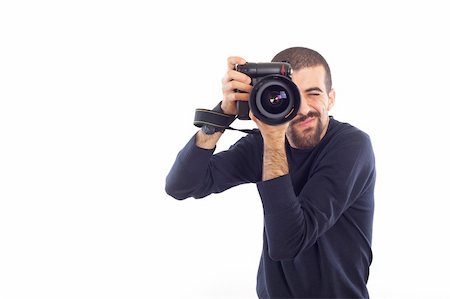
[{"x1": 304, "y1": 87, "x2": 324, "y2": 93}]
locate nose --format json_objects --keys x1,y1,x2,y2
[{"x1": 298, "y1": 93, "x2": 311, "y2": 116}]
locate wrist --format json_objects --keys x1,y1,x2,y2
[
  {"x1": 220, "y1": 101, "x2": 235, "y2": 116},
  {"x1": 263, "y1": 140, "x2": 288, "y2": 181},
  {"x1": 263, "y1": 151, "x2": 289, "y2": 181},
  {"x1": 195, "y1": 129, "x2": 222, "y2": 149},
  {"x1": 262, "y1": 135, "x2": 286, "y2": 149},
  {"x1": 194, "y1": 101, "x2": 236, "y2": 135}
]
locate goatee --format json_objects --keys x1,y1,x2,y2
[{"x1": 287, "y1": 112, "x2": 323, "y2": 149}]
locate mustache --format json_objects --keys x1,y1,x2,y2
[{"x1": 291, "y1": 111, "x2": 321, "y2": 124}]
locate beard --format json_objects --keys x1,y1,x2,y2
[{"x1": 287, "y1": 111, "x2": 323, "y2": 149}]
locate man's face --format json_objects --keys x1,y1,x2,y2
[{"x1": 286, "y1": 65, "x2": 335, "y2": 149}]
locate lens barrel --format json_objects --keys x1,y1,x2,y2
[{"x1": 249, "y1": 75, "x2": 300, "y2": 125}]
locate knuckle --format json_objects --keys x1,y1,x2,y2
[{"x1": 224, "y1": 92, "x2": 233, "y2": 102}]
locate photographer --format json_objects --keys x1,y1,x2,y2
[{"x1": 165, "y1": 47, "x2": 376, "y2": 298}]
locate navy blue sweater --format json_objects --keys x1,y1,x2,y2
[{"x1": 165, "y1": 117, "x2": 376, "y2": 298}]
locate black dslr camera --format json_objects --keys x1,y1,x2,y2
[{"x1": 235, "y1": 62, "x2": 301, "y2": 125}]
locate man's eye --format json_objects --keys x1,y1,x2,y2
[{"x1": 309, "y1": 93, "x2": 320, "y2": 96}]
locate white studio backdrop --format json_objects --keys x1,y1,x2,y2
[{"x1": 1, "y1": 1, "x2": 449, "y2": 298}]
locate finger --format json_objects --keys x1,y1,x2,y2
[
  {"x1": 229, "y1": 69, "x2": 251, "y2": 83},
  {"x1": 222, "y1": 69, "x2": 252, "y2": 91},
  {"x1": 222, "y1": 79, "x2": 252, "y2": 94},
  {"x1": 249, "y1": 111, "x2": 264, "y2": 128},
  {"x1": 224, "y1": 91, "x2": 250, "y2": 103},
  {"x1": 249, "y1": 110, "x2": 256, "y2": 121},
  {"x1": 227, "y1": 56, "x2": 247, "y2": 71}
]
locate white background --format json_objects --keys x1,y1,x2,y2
[{"x1": 1, "y1": 1, "x2": 449, "y2": 298}]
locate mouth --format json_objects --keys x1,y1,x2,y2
[
  {"x1": 290, "y1": 111, "x2": 321, "y2": 128},
  {"x1": 295, "y1": 116, "x2": 316, "y2": 129}
]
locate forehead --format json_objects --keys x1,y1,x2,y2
[{"x1": 291, "y1": 65, "x2": 326, "y2": 90}]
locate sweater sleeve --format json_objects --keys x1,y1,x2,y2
[
  {"x1": 257, "y1": 131, "x2": 376, "y2": 261},
  {"x1": 165, "y1": 133, "x2": 262, "y2": 200}
]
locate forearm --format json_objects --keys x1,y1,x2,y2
[
  {"x1": 165, "y1": 135, "x2": 215, "y2": 199},
  {"x1": 166, "y1": 130, "x2": 254, "y2": 200},
  {"x1": 262, "y1": 141, "x2": 288, "y2": 181}
]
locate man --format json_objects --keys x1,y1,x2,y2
[{"x1": 165, "y1": 47, "x2": 376, "y2": 298}]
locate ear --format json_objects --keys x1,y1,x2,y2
[{"x1": 327, "y1": 88, "x2": 336, "y2": 111}]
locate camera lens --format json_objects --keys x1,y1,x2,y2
[
  {"x1": 260, "y1": 87, "x2": 289, "y2": 115},
  {"x1": 250, "y1": 75, "x2": 301, "y2": 125}
]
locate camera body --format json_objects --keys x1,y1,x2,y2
[{"x1": 235, "y1": 62, "x2": 301, "y2": 125}]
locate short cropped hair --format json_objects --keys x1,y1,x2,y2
[{"x1": 272, "y1": 47, "x2": 332, "y2": 92}]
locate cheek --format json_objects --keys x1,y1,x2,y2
[
  {"x1": 305, "y1": 96, "x2": 331, "y2": 113},
  {"x1": 322, "y1": 98, "x2": 333, "y2": 111},
  {"x1": 314, "y1": 98, "x2": 329, "y2": 113}
]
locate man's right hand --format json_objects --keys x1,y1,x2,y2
[{"x1": 221, "y1": 56, "x2": 253, "y2": 115}]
